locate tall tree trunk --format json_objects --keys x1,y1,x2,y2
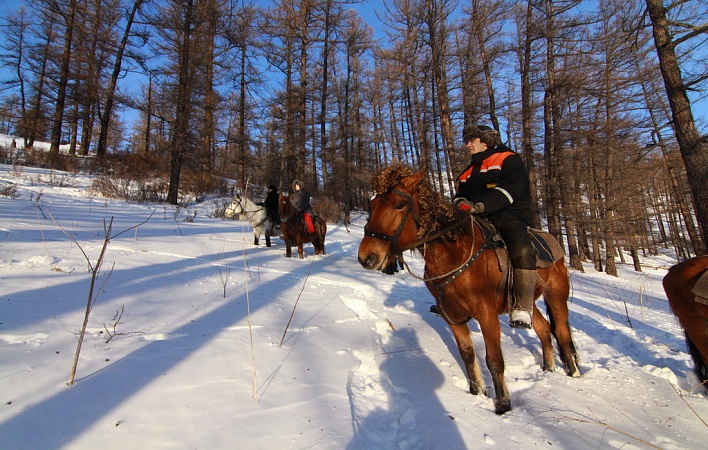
[
  {"x1": 519, "y1": 0, "x2": 541, "y2": 228},
  {"x1": 144, "y1": 73, "x2": 152, "y2": 154},
  {"x1": 472, "y1": 1, "x2": 499, "y2": 131},
  {"x1": 97, "y1": 0, "x2": 144, "y2": 159},
  {"x1": 646, "y1": 0, "x2": 708, "y2": 254},
  {"x1": 319, "y1": 0, "x2": 333, "y2": 189},
  {"x1": 49, "y1": 0, "x2": 77, "y2": 165},
  {"x1": 167, "y1": 0, "x2": 195, "y2": 205},
  {"x1": 202, "y1": 0, "x2": 218, "y2": 173},
  {"x1": 542, "y1": 0, "x2": 562, "y2": 241},
  {"x1": 238, "y1": 46, "x2": 248, "y2": 186}
]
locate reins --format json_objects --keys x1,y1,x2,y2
[
  {"x1": 399, "y1": 215, "x2": 480, "y2": 282},
  {"x1": 400, "y1": 215, "x2": 496, "y2": 325}
]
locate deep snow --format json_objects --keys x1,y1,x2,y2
[{"x1": 1, "y1": 162, "x2": 707, "y2": 449}]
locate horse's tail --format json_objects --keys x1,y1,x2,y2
[{"x1": 685, "y1": 330, "x2": 708, "y2": 388}]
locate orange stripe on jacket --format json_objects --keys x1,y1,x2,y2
[{"x1": 457, "y1": 151, "x2": 515, "y2": 182}]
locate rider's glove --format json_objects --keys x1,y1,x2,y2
[{"x1": 453, "y1": 198, "x2": 485, "y2": 214}]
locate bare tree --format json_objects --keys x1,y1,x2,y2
[
  {"x1": 645, "y1": 0, "x2": 708, "y2": 255},
  {"x1": 47, "y1": 0, "x2": 77, "y2": 164},
  {"x1": 96, "y1": 0, "x2": 145, "y2": 159}
]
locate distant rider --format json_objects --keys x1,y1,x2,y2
[{"x1": 290, "y1": 180, "x2": 315, "y2": 233}]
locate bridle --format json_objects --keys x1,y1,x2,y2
[
  {"x1": 279, "y1": 198, "x2": 297, "y2": 223},
  {"x1": 363, "y1": 186, "x2": 495, "y2": 325},
  {"x1": 364, "y1": 189, "x2": 421, "y2": 254},
  {"x1": 230, "y1": 195, "x2": 269, "y2": 228},
  {"x1": 364, "y1": 188, "x2": 468, "y2": 254}
]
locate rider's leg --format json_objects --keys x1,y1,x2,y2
[{"x1": 499, "y1": 222, "x2": 537, "y2": 329}]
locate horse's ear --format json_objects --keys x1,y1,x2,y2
[{"x1": 403, "y1": 168, "x2": 426, "y2": 190}]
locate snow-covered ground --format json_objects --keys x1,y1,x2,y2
[{"x1": 1, "y1": 162, "x2": 706, "y2": 449}]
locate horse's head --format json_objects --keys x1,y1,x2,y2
[
  {"x1": 278, "y1": 194, "x2": 294, "y2": 223},
  {"x1": 224, "y1": 194, "x2": 244, "y2": 218},
  {"x1": 358, "y1": 165, "x2": 425, "y2": 272}
]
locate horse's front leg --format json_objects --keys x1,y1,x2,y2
[
  {"x1": 448, "y1": 323, "x2": 487, "y2": 398},
  {"x1": 265, "y1": 232, "x2": 272, "y2": 247},
  {"x1": 477, "y1": 311, "x2": 511, "y2": 414},
  {"x1": 283, "y1": 233, "x2": 292, "y2": 257},
  {"x1": 297, "y1": 239, "x2": 304, "y2": 259}
]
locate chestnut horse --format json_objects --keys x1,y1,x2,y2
[
  {"x1": 357, "y1": 165, "x2": 579, "y2": 414},
  {"x1": 663, "y1": 255, "x2": 708, "y2": 392},
  {"x1": 278, "y1": 194, "x2": 327, "y2": 259}
]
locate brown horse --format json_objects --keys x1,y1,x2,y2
[
  {"x1": 663, "y1": 255, "x2": 708, "y2": 392},
  {"x1": 278, "y1": 194, "x2": 327, "y2": 259},
  {"x1": 357, "y1": 164, "x2": 579, "y2": 414}
]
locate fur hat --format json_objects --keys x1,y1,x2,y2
[
  {"x1": 292, "y1": 180, "x2": 304, "y2": 191},
  {"x1": 268, "y1": 184, "x2": 278, "y2": 192},
  {"x1": 462, "y1": 125, "x2": 501, "y2": 148}
]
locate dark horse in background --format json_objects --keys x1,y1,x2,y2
[
  {"x1": 663, "y1": 255, "x2": 708, "y2": 392},
  {"x1": 278, "y1": 194, "x2": 327, "y2": 259},
  {"x1": 357, "y1": 164, "x2": 579, "y2": 414}
]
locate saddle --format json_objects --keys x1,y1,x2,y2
[
  {"x1": 301, "y1": 212, "x2": 317, "y2": 234},
  {"x1": 474, "y1": 218, "x2": 566, "y2": 312},
  {"x1": 475, "y1": 217, "x2": 565, "y2": 274},
  {"x1": 692, "y1": 270, "x2": 708, "y2": 306},
  {"x1": 427, "y1": 218, "x2": 566, "y2": 320}
]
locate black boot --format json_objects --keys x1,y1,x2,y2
[{"x1": 509, "y1": 268, "x2": 536, "y2": 329}]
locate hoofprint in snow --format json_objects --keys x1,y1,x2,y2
[{"x1": 0, "y1": 162, "x2": 706, "y2": 449}]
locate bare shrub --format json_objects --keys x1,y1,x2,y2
[
  {"x1": 100, "y1": 152, "x2": 168, "y2": 179},
  {"x1": 213, "y1": 199, "x2": 232, "y2": 219},
  {"x1": 0, "y1": 145, "x2": 12, "y2": 164},
  {"x1": 0, "y1": 182, "x2": 18, "y2": 198},
  {"x1": 314, "y1": 196, "x2": 343, "y2": 223},
  {"x1": 181, "y1": 170, "x2": 228, "y2": 202},
  {"x1": 43, "y1": 170, "x2": 77, "y2": 188},
  {"x1": 90, "y1": 176, "x2": 168, "y2": 203},
  {"x1": 88, "y1": 152, "x2": 170, "y2": 202}
]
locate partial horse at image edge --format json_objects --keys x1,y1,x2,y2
[
  {"x1": 663, "y1": 255, "x2": 708, "y2": 392},
  {"x1": 357, "y1": 164, "x2": 579, "y2": 415}
]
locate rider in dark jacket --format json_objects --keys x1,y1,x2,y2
[
  {"x1": 290, "y1": 180, "x2": 315, "y2": 233},
  {"x1": 261, "y1": 185, "x2": 280, "y2": 226},
  {"x1": 453, "y1": 125, "x2": 537, "y2": 329}
]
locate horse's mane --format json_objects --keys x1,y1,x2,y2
[{"x1": 373, "y1": 163, "x2": 462, "y2": 240}]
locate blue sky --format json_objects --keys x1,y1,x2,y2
[{"x1": 1, "y1": 0, "x2": 705, "y2": 134}]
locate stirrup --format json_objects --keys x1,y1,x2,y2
[{"x1": 509, "y1": 309, "x2": 532, "y2": 329}]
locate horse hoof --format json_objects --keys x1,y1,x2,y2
[
  {"x1": 567, "y1": 368, "x2": 581, "y2": 378},
  {"x1": 494, "y1": 399, "x2": 511, "y2": 415},
  {"x1": 469, "y1": 383, "x2": 488, "y2": 397}
]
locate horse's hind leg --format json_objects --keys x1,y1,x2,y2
[
  {"x1": 265, "y1": 232, "x2": 272, "y2": 247},
  {"x1": 543, "y1": 293, "x2": 580, "y2": 377},
  {"x1": 531, "y1": 305, "x2": 555, "y2": 372},
  {"x1": 254, "y1": 234, "x2": 259, "y2": 246},
  {"x1": 448, "y1": 323, "x2": 487, "y2": 398},
  {"x1": 685, "y1": 331, "x2": 708, "y2": 391}
]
